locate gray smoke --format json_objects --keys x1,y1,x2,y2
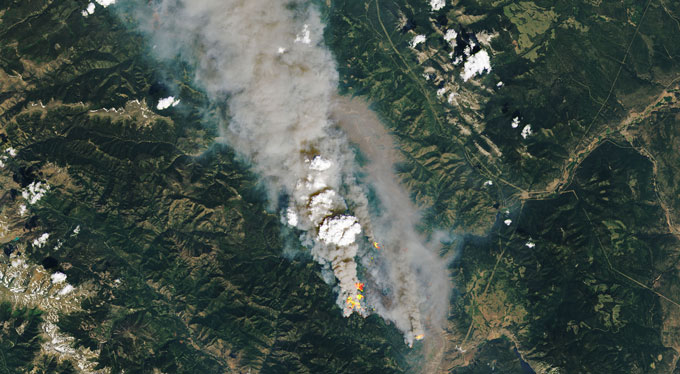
[{"x1": 130, "y1": 0, "x2": 451, "y2": 346}]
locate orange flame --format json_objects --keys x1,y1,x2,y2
[
  {"x1": 355, "y1": 282, "x2": 364, "y2": 292},
  {"x1": 373, "y1": 241, "x2": 381, "y2": 249},
  {"x1": 346, "y1": 295, "x2": 361, "y2": 309}
]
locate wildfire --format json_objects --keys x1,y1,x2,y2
[
  {"x1": 346, "y1": 282, "x2": 367, "y2": 310},
  {"x1": 347, "y1": 295, "x2": 361, "y2": 310}
]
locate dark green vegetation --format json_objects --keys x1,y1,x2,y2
[
  {"x1": 450, "y1": 337, "x2": 530, "y2": 374},
  {"x1": 323, "y1": 0, "x2": 680, "y2": 230},
  {"x1": 454, "y1": 142, "x2": 680, "y2": 372},
  {"x1": 0, "y1": 302, "x2": 76, "y2": 373},
  {"x1": 10, "y1": 108, "x2": 408, "y2": 372},
  {"x1": 0, "y1": 1, "x2": 410, "y2": 373},
  {"x1": 324, "y1": 0, "x2": 499, "y2": 233},
  {"x1": 322, "y1": 0, "x2": 680, "y2": 372},
  {"x1": 3, "y1": 0, "x2": 680, "y2": 373}
]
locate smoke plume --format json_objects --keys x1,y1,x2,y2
[{"x1": 131, "y1": 0, "x2": 450, "y2": 346}]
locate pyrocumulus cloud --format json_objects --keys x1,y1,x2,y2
[{"x1": 133, "y1": 0, "x2": 450, "y2": 346}]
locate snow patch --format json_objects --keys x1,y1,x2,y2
[
  {"x1": 483, "y1": 180, "x2": 493, "y2": 186},
  {"x1": 461, "y1": 50, "x2": 491, "y2": 81},
  {"x1": 5, "y1": 147, "x2": 17, "y2": 157},
  {"x1": 19, "y1": 205, "x2": 27, "y2": 216},
  {"x1": 525, "y1": 241, "x2": 536, "y2": 248},
  {"x1": 521, "y1": 124, "x2": 533, "y2": 139},
  {"x1": 504, "y1": 219, "x2": 512, "y2": 226},
  {"x1": 511, "y1": 117, "x2": 520, "y2": 128},
  {"x1": 95, "y1": 0, "x2": 115, "y2": 6}
]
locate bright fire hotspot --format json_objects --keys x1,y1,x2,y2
[{"x1": 347, "y1": 282, "x2": 366, "y2": 310}]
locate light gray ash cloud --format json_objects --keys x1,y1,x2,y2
[{"x1": 128, "y1": 0, "x2": 451, "y2": 346}]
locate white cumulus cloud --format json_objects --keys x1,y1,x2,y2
[
  {"x1": 410, "y1": 34, "x2": 426, "y2": 48},
  {"x1": 82, "y1": 2, "x2": 95, "y2": 16},
  {"x1": 285, "y1": 207, "x2": 298, "y2": 226},
  {"x1": 460, "y1": 50, "x2": 491, "y2": 81},
  {"x1": 22, "y1": 181, "x2": 50, "y2": 205},
  {"x1": 33, "y1": 233, "x2": 49, "y2": 248},
  {"x1": 156, "y1": 96, "x2": 180, "y2": 110},
  {"x1": 58, "y1": 284, "x2": 75, "y2": 296},
  {"x1": 430, "y1": 0, "x2": 445, "y2": 11},
  {"x1": 309, "y1": 156, "x2": 332, "y2": 171},
  {"x1": 318, "y1": 215, "x2": 362, "y2": 247},
  {"x1": 295, "y1": 24, "x2": 311, "y2": 44},
  {"x1": 51, "y1": 272, "x2": 67, "y2": 284},
  {"x1": 444, "y1": 29, "x2": 457, "y2": 47},
  {"x1": 308, "y1": 190, "x2": 339, "y2": 224},
  {"x1": 136, "y1": 0, "x2": 449, "y2": 346}
]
